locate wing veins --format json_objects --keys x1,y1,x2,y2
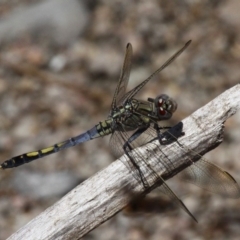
[
  {"x1": 121, "y1": 40, "x2": 191, "y2": 104},
  {"x1": 111, "y1": 43, "x2": 133, "y2": 110}
]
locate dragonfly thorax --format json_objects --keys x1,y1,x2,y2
[
  {"x1": 97, "y1": 94, "x2": 177, "y2": 136},
  {"x1": 105, "y1": 99, "x2": 150, "y2": 132}
]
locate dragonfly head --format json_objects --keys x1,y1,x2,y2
[{"x1": 154, "y1": 94, "x2": 177, "y2": 120}]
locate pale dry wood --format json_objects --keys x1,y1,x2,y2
[{"x1": 7, "y1": 84, "x2": 240, "y2": 240}]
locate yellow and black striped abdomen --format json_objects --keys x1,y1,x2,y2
[
  {"x1": 0, "y1": 126, "x2": 101, "y2": 169},
  {"x1": 97, "y1": 119, "x2": 114, "y2": 136}
]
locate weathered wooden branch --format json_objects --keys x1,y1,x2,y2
[{"x1": 7, "y1": 84, "x2": 240, "y2": 240}]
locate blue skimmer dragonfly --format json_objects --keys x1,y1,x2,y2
[{"x1": 1, "y1": 41, "x2": 239, "y2": 221}]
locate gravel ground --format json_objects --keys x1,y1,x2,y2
[{"x1": 0, "y1": 0, "x2": 240, "y2": 239}]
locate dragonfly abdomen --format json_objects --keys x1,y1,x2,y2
[
  {"x1": 96, "y1": 119, "x2": 114, "y2": 136},
  {"x1": 0, "y1": 126, "x2": 100, "y2": 169},
  {"x1": 1, "y1": 146, "x2": 60, "y2": 169}
]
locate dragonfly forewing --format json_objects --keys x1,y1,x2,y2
[
  {"x1": 111, "y1": 43, "x2": 133, "y2": 110},
  {"x1": 155, "y1": 123, "x2": 240, "y2": 199},
  {"x1": 111, "y1": 120, "x2": 198, "y2": 221},
  {"x1": 121, "y1": 40, "x2": 192, "y2": 104},
  {"x1": 118, "y1": 118, "x2": 240, "y2": 219},
  {"x1": 178, "y1": 159, "x2": 240, "y2": 198}
]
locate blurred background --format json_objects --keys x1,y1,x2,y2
[{"x1": 0, "y1": 0, "x2": 240, "y2": 239}]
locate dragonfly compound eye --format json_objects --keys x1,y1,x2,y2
[
  {"x1": 158, "y1": 99, "x2": 167, "y2": 116},
  {"x1": 155, "y1": 94, "x2": 177, "y2": 120},
  {"x1": 167, "y1": 99, "x2": 178, "y2": 113}
]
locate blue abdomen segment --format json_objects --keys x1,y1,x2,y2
[{"x1": 0, "y1": 126, "x2": 100, "y2": 169}]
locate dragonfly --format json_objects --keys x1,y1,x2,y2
[{"x1": 1, "y1": 41, "x2": 239, "y2": 221}]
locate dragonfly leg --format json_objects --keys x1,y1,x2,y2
[
  {"x1": 121, "y1": 124, "x2": 197, "y2": 222},
  {"x1": 123, "y1": 126, "x2": 151, "y2": 189}
]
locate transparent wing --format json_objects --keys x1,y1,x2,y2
[
  {"x1": 111, "y1": 43, "x2": 133, "y2": 110},
  {"x1": 178, "y1": 159, "x2": 240, "y2": 198},
  {"x1": 157, "y1": 181, "x2": 197, "y2": 222},
  {"x1": 158, "y1": 122, "x2": 240, "y2": 199},
  {"x1": 109, "y1": 123, "x2": 197, "y2": 221},
  {"x1": 119, "y1": 40, "x2": 191, "y2": 105},
  {"x1": 109, "y1": 124, "x2": 157, "y2": 158},
  {"x1": 109, "y1": 130, "x2": 132, "y2": 158},
  {"x1": 110, "y1": 120, "x2": 240, "y2": 220}
]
